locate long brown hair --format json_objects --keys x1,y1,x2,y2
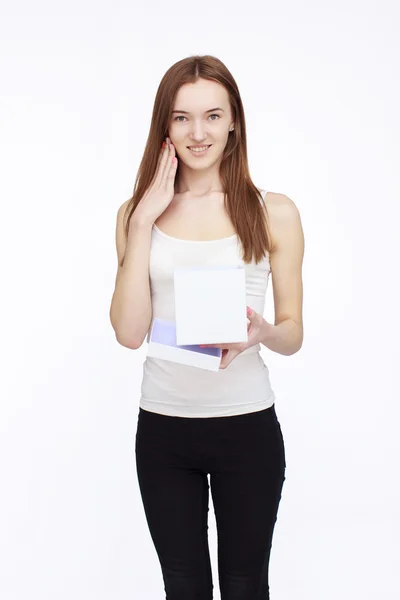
[{"x1": 123, "y1": 54, "x2": 273, "y2": 265}]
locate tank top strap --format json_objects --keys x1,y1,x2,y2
[{"x1": 258, "y1": 188, "x2": 268, "y2": 204}]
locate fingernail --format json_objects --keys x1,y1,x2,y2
[{"x1": 162, "y1": 141, "x2": 165, "y2": 149}]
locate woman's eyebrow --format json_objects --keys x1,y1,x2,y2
[{"x1": 171, "y1": 107, "x2": 225, "y2": 114}]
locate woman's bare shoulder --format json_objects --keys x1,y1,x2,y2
[
  {"x1": 264, "y1": 190, "x2": 293, "y2": 206},
  {"x1": 264, "y1": 191, "x2": 301, "y2": 216},
  {"x1": 262, "y1": 191, "x2": 303, "y2": 251}
]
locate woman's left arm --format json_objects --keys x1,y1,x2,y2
[{"x1": 260, "y1": 194, "x2": 305, "y2": 356}]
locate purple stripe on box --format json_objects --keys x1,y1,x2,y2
[{"x1": 151, "y1": 318, "x2": 221, "y2": 357}]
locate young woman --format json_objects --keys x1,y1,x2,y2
[{"x1": 110, "y1": 55, "x2": 304, "y2": 600}]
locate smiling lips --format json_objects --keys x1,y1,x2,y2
[{"x1": 187, "y1": 145, "x2": 212, "y2": 156}]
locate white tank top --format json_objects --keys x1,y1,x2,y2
[{"x1": 139, "y1": 188, "x2": 276, "y2": 418}]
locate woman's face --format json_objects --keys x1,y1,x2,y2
[{"x1": 168, "y1": 78, "x2": 234, "y2": 169}]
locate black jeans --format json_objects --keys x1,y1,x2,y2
[{"x1": 135, "y1": 403, "x2": 286, "y2": 600}]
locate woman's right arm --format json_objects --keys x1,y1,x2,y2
[
  {"x1": 109, "y1": 138, "x2": 178, "y2": 348},
  {"x1": 109, "y1": 205, "x2": 154, "y2": 349}
]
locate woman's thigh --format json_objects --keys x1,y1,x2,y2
[
  {"x1": 135, "y1": 408, "x2": 214, "y2": 599},
  {"x1": 206, "y1": 405, "x2": 286, "y2": 599}
]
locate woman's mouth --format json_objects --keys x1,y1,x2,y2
[{"x1": 187, "y1": 144, "x2": 212, "y2": 157}]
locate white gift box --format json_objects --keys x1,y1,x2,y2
[
  {"x1": 174, "y1": 266, "x2": 248, "y2": 345},
  {"x1": 146, "y1": 266, "x2": 249, "y2": 371}
]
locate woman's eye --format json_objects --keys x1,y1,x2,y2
[{"x1": 174, "y1": 114, "x2": 220, "y2": 122}]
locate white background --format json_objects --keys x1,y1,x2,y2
[{"x1": 1, "y1": 0, "x2": 399, "y2": 598}]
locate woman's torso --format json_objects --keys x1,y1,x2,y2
[{"x1": 139, "y1": 187, "x2": 276, "y2": 418}]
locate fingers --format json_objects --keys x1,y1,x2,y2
[
  {"x1": 153, "y1": 138, "x2": 170, "y2": 186},
  {"x1": 160, "y1": 137, "x2": 177, "y2": 184},
  {"x1": 167, "y1": 144, "x2": 178, "y2": 182},
  {"x1": 151, "y1": 137, "x2": 177, "y2": 194}
]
